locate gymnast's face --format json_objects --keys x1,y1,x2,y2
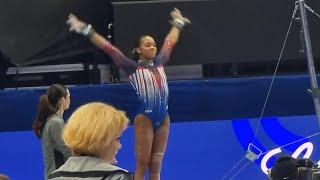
[{"x1": 137, "y1": 36, "x2": 157, "y2": 61}]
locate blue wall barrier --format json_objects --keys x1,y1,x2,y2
[{"x1": 0, "y1": 74, "x2": 316, "y2": 131}]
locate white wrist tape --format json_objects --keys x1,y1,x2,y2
[{"x1": 170, "y1": 18, "x2": 185, "y2": 30}]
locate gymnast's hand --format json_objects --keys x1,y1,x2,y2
[
  {"x1": 66, "y1": 13, "x2": 93, "y2": 37},
  {"x1": 170, "y1": 8, "x2": 191, "y2": 26}
]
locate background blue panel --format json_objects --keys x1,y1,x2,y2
[
  {"x1": 0, "y1": 75, "x2": 317, "y2": 132},
  {"x1": 0, "y1": 131, "x2": 44, "y2": 180}
]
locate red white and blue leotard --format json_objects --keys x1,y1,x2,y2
[{"x1": 102, "y1": 39, "x2": 175, "y2": 128}]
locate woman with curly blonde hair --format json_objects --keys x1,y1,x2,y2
[{"x1": 48, "y1": 102, "x2": 133, "y2": 180}]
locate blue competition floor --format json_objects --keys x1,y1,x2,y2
[{"x1": 1, "y1": 115, "x2": 319, "y2": 180}]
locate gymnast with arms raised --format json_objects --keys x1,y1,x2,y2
[{"x1": 66, "y1": 8, "x2": 190, "y2": 180}]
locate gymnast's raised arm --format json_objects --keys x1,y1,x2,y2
[
  {"x1": 157, "y1": 8, "x2": 191, "y2": 65},
  {"x1": 66, "y1": 14, "x2": 137, "y2": 75}
]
